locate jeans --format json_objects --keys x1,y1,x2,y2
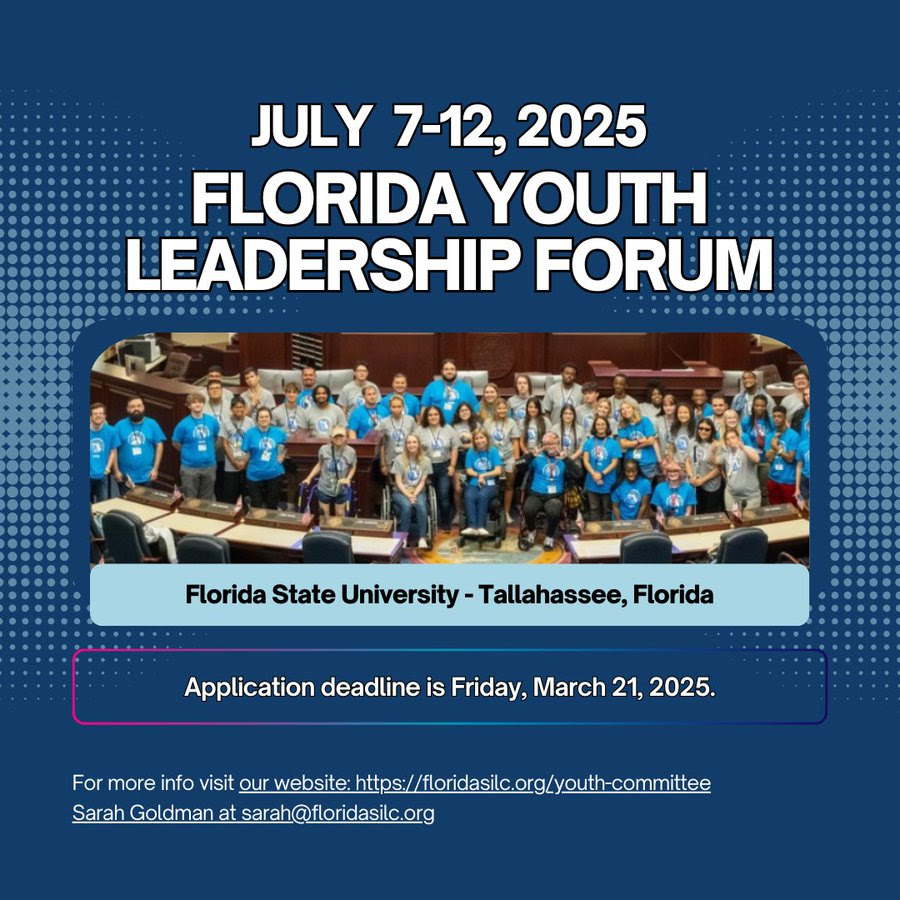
[
  {"x1": 585, "y1": 491, "x2": 611, "y2": 521},
  {"x1": 181, "y1": 465, "x2": 217, "y2": 500},
  {"x1": 248, "y1": 475, "x2": 283, "y2": 510},
  {"x1": 523, "y1": 492, "x2": 563, "y2": 537},
  {"x1": 431, "y1": 460, "x2": 453, "y2": 528},
  {"x1": 90, "y1": 476, "x2": 109, "y2": 503},
  {"x1": 464, "y1": 482, "x2": 498, "y2": 528},
  {"x1": 393, "y1": 490, "x2": 428, "y2": 538}
]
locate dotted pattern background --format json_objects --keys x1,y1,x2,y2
[{"x1": 0, "y1": 92, "x2": 896, "y2": 704}]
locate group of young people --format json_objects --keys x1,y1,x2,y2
[{"x1": 90, "y1": 358, "x2": 811, "y2": 550}]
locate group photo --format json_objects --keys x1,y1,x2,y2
[{"x1": 88, "y1": 331, "x2": 811, "y2": 566}]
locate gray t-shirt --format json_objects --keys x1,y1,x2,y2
[
  {"x1": 272, "y1": 403, "x2": 305, "y2": 434},
  {"x1": 508, "y1": 395, "x2": 529, "y2": 426},
  {"x1": 337, "y1": 380, "x2": 381, "y2": 411},
  {"x1": 302, "y1": 404, "x2": 347, "y2": 438},
  {"x1": 316, "y1": 443, "x2": 357, "y2": 497},
  {"x1": 220, "y1": 416, "x2": 252, "y2": 473},
  {"x1": 669, "y1": 425, "x2": 693, "y2": 464},
  {"x1": 688, "y1": 438, "x2": 722, "y2": 492},
  {"x1": 575, "y1": 403, "x2": 598, "y2": 434},
  {"x1": 240, "y1": 387, "x2": 277, "y2": 421},
  {"x1": 544, "y1": 382, "x2": 583, "y2": 423},
  {"x1": 781, "y1": 392, "x2": 805, "y2": 421},
  {"x1": 203, "y1": 398, "x2": 230, "y2": 460},
  {"x1": 550, "y1": 422, "x2": 586, "y2": 457},
  {"x1": 376, "y1": 415, "x2": 417, "y2": 467},
  {"x1": 453, "y1": 421, "x2": 476, "y2": 456},
  {"x1": 521, "y1": 416, "x2": 551, "y2": 452},
  {"x1": 391, "y1": 454, "x2": 433, "y2": 489},
  {"x1": 484, "y1": 417, "x2": 521, "y2": 461},
  {"x1": 716, "y1": 445, "x2": 759, "y2": 500},
  {"x1": 415, "y1": 424, "x2": 459, "y2": 465},
  {"x1": 655, "y1": 415, "x2": 676, "y2": 453}
]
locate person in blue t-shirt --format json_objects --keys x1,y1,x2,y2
[
  {"x1": 520, "y1": 432, "x2": 566, "y2": 551},
  {"x1": 172, "y1": 393, "x2": 221, "y2": 500},
  {"x1": 347, "y1": 385, "x2": 382, "y2": 439},
  {"x1": 650, "y1": 461, "x2": 698, "y2": 519},
  {"x1": 764, "y1": 405, "x2": 800, "y2": 505},
  {"x1": 581, "y1": 414, "x2": 622, "y2": 521},
  {"x1": 795, "y1": 427, "x2": 810, "y2": 504},
  {"x1": 610, "y1": 459, "x2": 652, "y2": 521},
  {"x1": 617, "y1": 401, "x2": 661, "y2": 480},
  {"x1": 461, "y1": 429, "x2": 503, "y2": 537},
  {"x1": 376, "y1": 373, "x2": 421, "y2": 420},
  {"x1": 89, "y1": 402, "x2": 120, "y2": 503},
  {"x1": 241, "y1": 407, "x2": 288, "y2": 510},
  {"x1": 112, "y1": 396, "x2": 166, "y2": 495},
  {"x1": 420, "y1": 358, "x2": 479, "y2": 422}
]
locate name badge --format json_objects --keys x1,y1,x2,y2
[
  {"x1": 547, "y1": 485, "x2": 557, "y2": 494},
  {"x1": 261, "y1": 451, "x2": 272, "y2": 462},
  {"x1": 131, "y1": 446, "x2": 142, "y2": 456},
  {"x1": 431, "y1": 451, "x2": 442, "y2": 460},
  {"x1": 633, "y1": 448, "x2": 642, "y2": 460},
  {"x1": 197, "y1": 442, "x2": 207, "y2": 452}
]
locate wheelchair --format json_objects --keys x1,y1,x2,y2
[
  {"x1": 380, "y1": 478, "x2": 438, "y2": 548},
  {"x1": 515, "y1": 463, "x2": 583, "y2": 551},
  {"x1": 457, "y1": 474, "x2": 508, "y2": 549}
]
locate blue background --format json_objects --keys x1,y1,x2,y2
[{"x1": 1, "y1": 2, "x2": 897, "y2": 896}]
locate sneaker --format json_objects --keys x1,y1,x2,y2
[
  {"x1": 451, "y1": 513, "x2": 460, "y2": 525},
  {"x1": 543, "y1": 537, "x2": 555, "y2": 551},
  {"x1": 477, "y1": 528, "x2": 490, "y2": 537},
  {"x1": 418, "y1": 538, "x2": 429, "y2": 549},
  {"x1": 461, "y1": 527, "x2": 477, "y2": 537}
]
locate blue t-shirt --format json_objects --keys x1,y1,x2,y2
[
  {"x1": 650, "y1": 481, "x2": 698, "y2": 516},
  {"x1": 765, "y1": 428, "x2": 800, "y2": 484},
  {"x1": 797, "y1": 437, "x2": 810, "y2": 479},
  {"x1": 741, "y1": 415, "x2": 774, "y2": 450},
  {"x1": 242, "y1": 425, "x2": 288, "y2": 481},
  {"x1": 113, "y1": 417, "x2": 166, "y2": 483},
  {"x1": 377, "y1": 393, "x2": 421, "y2": 419},
  {"x1": 619, "y1": 417, "x2": 657, "y2": 464},
  {"x1": 298, "y1": 388, "x2": 315, "y2": 409},
  {"x1": 89, "y1": 423, "x2": 120, "y2": 480},
  {"x1": 420, "y1": 378, "x2": 479, "y2": 420},
  {"x1": 582, "y1": 436, "x2": 622, "y2": 494},
  {"x1": 693, "y1": 402, "x2": 714, "y2": 421},
  {"x1": 801, "y1": 408, "x2": 810, "y2": 436},
  {"x1": 173, "y1": 414, "x2": 220, "y2": 469},
  {"x1": 465, "y1": 447, "x2": 502, "y2": 486},
  {"x1": 529, "y1": 453, "x2": 565, "y2": 495},
  {"x1": 347, "y1": 404, "x2": 382, "y2": 439},
  {"x1": 611, "y1": 477, "x2": 651, "y2": 520}
]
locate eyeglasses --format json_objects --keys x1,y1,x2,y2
[{"x1": 697, "y1": 426, "x2": 712, "y2": 431}]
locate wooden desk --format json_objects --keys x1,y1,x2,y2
[
  {"x1": 91, "y1": 497, "x2": 170, "y2": 524},
  {"x1": 587, "y1": 360, "x2": 724, "y2": 393},
  {"x1": 285, "y1": 432, "x2": 381, "y2": 516},
  {"x1": 151, "y1": 512, "x2": 236, "y2": 536},
  {"x1": 567, "y1": 517, "x2": 809, "y2": 563},
  {"x1": 220, "y1": 524, "x2": 404, "y2": 564}
]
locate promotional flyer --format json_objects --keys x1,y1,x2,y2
[{"x1": 2, "y1": 4, "x2": 896, "y2": 895}]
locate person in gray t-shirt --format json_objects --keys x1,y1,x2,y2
[
  {"x1": 376, "y1": 396, "x2": 417, "y2": 476},
  {"x1": 686, "y1": 422, "x2": 724, "y2": 513},
  {"x1": 303, "y1": 426, "x2": 357, "y2": 516},
  {"x1": 272, "y1": 382, "x2": 305, "y2": 434},
  {"x1": 543, "y1": 363, "x2": 583, "y2": 423},
  {"x1": 337, "y1": 361, "x2": 381, "y2": 413},
  {"x1": 240, "y1": 367, "x2": 277, "y2": 421},
  {"x1": 715, "y1": 429, "x2": 761, "y2": 510},
  {"x1": 302, "y1": 385, "x2": 347, "y2": 438},
  {"x1": 219, "y1": 397, "x2": 253, "y2": 503}
]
